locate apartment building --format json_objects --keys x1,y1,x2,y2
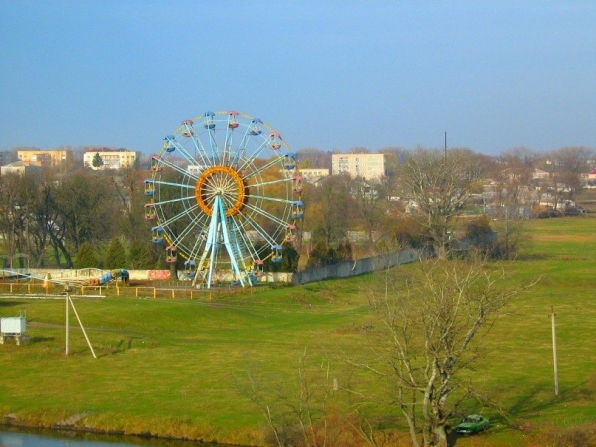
[
  {"x1": 17, "y1": 149, "x2": 70, "y2": 166},
  {"x1": 84, "y1": 148, "x2": 138, "y2": 170},
  {"x1": 331, "y1": 153, "x2": 385, "y2": 180}
]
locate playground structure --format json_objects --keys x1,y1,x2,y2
[
  {"x1": 0, "y1": 268, "x2": 129, "y2": 290},
  {"x1": 145, "y1": 111, "x2": 303, "y2": 288}
]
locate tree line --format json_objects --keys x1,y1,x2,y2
[{"x1": 0, "y1": 145, "x2": 593, "y2": 270}]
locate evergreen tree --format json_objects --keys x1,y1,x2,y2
[
  {"x1": 306, "y1": 240, "x2": 330, "y2": 269},
  {"x1": 279, "y1": 242, "x2": 300, "y2": 272},
  {"x1": 104, "y1": 238, "x2": 127, "y2": 269},
  {"x1": 74, "y1": 242, "x2": 98, "y2": 269},
  {"x1": 92, "y1": 152, "x2": 104, "y2": 169},
  {"x1": 336, "y1": 240, "x2": 353, "y2": 262}
]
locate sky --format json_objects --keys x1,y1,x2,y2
[{"x1": 0, "y1": 1, "x2": 595, "y2": 156}]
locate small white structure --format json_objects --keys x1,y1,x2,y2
[{"x1": 0, "y1": 316, "x2": 29, "y2": 345}]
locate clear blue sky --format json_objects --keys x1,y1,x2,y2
[{"x1": 1, "y1": 1, "x2": 594, "y2": 156}]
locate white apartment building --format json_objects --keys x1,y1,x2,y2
[
  {"x1": 84, "y1": 148, "x2": 138, "y2": 170},
  {"x1": 331, "y1": 153, "x2": 385, "y2": 180},
  {"x1": 299, "y1": 168, "x2": 330, "y2": 182}
]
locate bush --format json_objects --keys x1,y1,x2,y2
[
  {"x1": 390, "y1": 217, "x2": 429, "y2": 248},
  {"x1": 306, "y1": 240, "x2": 352, "y2": 269}
]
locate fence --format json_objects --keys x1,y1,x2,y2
[
  {"x1": 0, "y1": 248, "x2": 429, "y2": 297},
  {"x1": 291, "y1": 248, "x2": 430, "y2": 285}
]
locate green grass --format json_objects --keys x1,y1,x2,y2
[{"x1": 1, "y1": 217, "x2": 596, "y2": 446}]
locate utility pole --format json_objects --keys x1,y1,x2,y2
[
  {"x1": 551, "y1": 306, "x2": 559, "y2": 396},
  {"x1": 444, "y1": 131, "x2": 447, "y2": 161}
]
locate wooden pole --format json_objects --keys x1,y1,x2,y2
[
  {"x1": 68, "y1": 296, "x2": 97, "y2": 359},
  {"x1": 551, "y1": 306, "x2": 559, "y2": 396},
  {"x1": 65, "y1": 285, "x2": 69, "y2": 356}
]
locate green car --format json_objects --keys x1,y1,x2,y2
[{"x1": 455, "y1": 414, "x2": 489, "y2": 434}]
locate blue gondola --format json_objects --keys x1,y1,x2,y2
[
  {"x1": 144, "y1": 179, "x2": 155, "y2": 196},
  {"x1": 151, "y1": 226, "x2": 164, "y2": 244},
  {"x1": 271, "y1": 244, "x2": 283, "y2": 263},
  {"x1": 283, "y1": 153, "x2": 296, "y2": 170},
  {"x1": 204, "y1": 111, "x2": 216, "y2": 129},
  {"x1": 291, "y1": 201, "x2": 304, "y2": 219},
  {"x1": 249, "y1": 118, "x2": 262, "y2": 135},
  {"x1": 184, "y1": 260, "x2": 196, "y2": 279},
  {"x1": 164, "y1": 135, "x2": 176, "y2": 152}
]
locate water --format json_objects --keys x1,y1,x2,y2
[
  {"x1": 0, "y1": 428, "x2": 238, "y2": 447},
  {"x1": 0, "y1": 429, "x2": 140, "y2": 447}
]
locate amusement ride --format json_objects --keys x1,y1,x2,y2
[{"x1": 144, "y1": 111, "x2": 303, "y2": 288}]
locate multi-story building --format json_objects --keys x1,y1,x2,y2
[
  {"x1": 299, "y1": 168, "x2": 330, "y2": 183},
  {"x1": 0, "y1": 161, "x2": 43, "y2": 177},
  {"x1": 84, "y1": 148, "x2": 138, "y2": 170},
  {"x1": 17, "y1": 149, "x2": 70, "y2": 167},
  {"x1": 331, "y1": 153, "x2": 385, "y2": 180}
]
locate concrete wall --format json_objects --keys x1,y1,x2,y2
[{"x1": 291, "y1": 248, "x2": 430, "y2": 285}]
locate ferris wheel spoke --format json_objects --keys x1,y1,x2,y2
[
  {"x1": 157, "y1": 203, "x2": 199, "y2": 230},
  {"x1": 240, "y1": 213, "x2": 280, "y2": 247},
  {"x1": 152, "y1": 194, "x2": 196, "y2": 208},
  {"x1": 152, "y1": 178, "x2": 196, "y2": 191},
  {"x1": 242, "y1": 201, "x2": 290, "y2": 229},
  {"x1": 206, "y1": 129, "x2": 221, "y2": 166},
  {"x1": 169, "y1": 210, "x2": 206, "y2": 249},
  {"x1": 155, "y1": 157, "x2": 199, "y2": 181},
  {"x1": 237, "y1": 139, "x2": 272, "y2": 173},
  {"x1": 222, "y1": 127, "x2": 236, "y2": 166},
  {"x1": 241, "y1": 157, "x2": 285, "y2": 181},
  {"x1": 229, "y1": 117, "x2": 259, "y2": 167},
  {"x1": 249, "y1": 177, "x2": 293, "y2": 189},
  {"x1": 180, "y1": 117, "x2": 219, "y2": 168},
  {"x1": 162, "y1": 135, "x2": 204, "y2": 169},
  {"x1": 248, "y1": 194, "x2": 294, "y2": 206}
]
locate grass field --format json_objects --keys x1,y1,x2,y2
[{"x1": 1, "y1": 217, "x2": 595, "y2": 446}]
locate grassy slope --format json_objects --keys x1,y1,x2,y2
[
  {"x1": 483, "y1": 218, "x2": 596, "y2": 425},
  {"x1": 0, "y1": 217, "x2": 595, "y2": 446}
]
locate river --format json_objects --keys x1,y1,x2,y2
[{"x1": 0, "y1": 428, "x2": 248, "y2": 447}]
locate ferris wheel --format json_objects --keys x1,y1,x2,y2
[{"x1": 144, "y1": 111, "x2": 303, "y2": 288}]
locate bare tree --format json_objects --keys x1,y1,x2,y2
[
  {"x1": 350, "y1": 258, "x2": 536, "y2": 447},
  {"x1": 242, "y1": 348, "x2": 344, "y2": 447},
  {"x1": 398, "y1": 148, "x2": 484, "y2": 259},
  {"x1": 296, "y1": 148, "x2": 333, "y2": 170},
  {"x1": 351, "y1": 178, "x2": 390, "y2": 251},
  {"x1": 549, "y1": 146, "x2": 594, "y2": 208},
  {"x1": 305, "y1": 174, "x2": 354, "y2": 248}
]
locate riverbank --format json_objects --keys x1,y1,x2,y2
[{"x1": 1, "y1": 414, "x2": 255, "y2": 446}]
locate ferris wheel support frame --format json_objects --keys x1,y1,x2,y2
[{"x1": 194, "y1": 196, "x2": 246, "y2": 288}]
